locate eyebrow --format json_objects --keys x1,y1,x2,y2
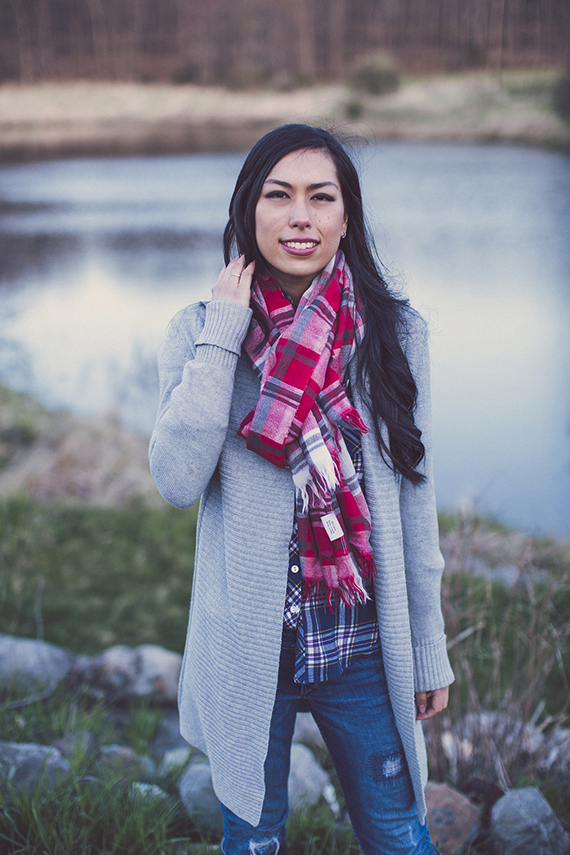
[{"x1": 263, "y1": 179, "x2": 339, "y2": 191}]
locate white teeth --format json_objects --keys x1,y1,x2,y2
[{"x1": 283, "y1": 241, "x2": 317, "y2": 249}]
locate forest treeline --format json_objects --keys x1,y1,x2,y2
[{"x1": 1, "y1": 0, "x2": 569, "y2": 86}]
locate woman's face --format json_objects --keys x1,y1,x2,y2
[{"x1": 254, "y1": 148, "x2": 348, "y2": 305}]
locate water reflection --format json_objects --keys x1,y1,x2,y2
[
  {"x1": 0, "y1": 231, "x2": 82, "y2": 284},
  {"x1": 0, "y1": 145, "x2": 568, "y2": 537}
]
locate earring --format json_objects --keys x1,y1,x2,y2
[{"x1": 341, "y1": 230, "x2": 347, "y2": 239}]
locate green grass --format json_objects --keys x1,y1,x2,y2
[
  {"x1": 0, "y1": 685, "x2": 358, "y2": 854},
  {"x1": 1, "y1": 497, "x2": 570, "y2": 849},
  {"x1": 0, "y1": 497, "x2": 197, "y2": 655}
]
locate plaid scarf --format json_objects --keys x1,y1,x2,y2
[{"x1": 238, "y1": 251, "x2": 376, "y2": 607}]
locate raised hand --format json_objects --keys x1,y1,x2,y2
[{"x1": 211, "y1": 255, "x2": 255, "y2": 307}]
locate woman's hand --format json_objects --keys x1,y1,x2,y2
[
  {"x1": 415, "y1": 686, "x2": 450, "y2": 721},
  {"x1": 212, "y1": 255, "x2": 255, "y2": 307}
]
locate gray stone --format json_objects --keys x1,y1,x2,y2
[
  {"x1": 0, "y1": 741, "x2": 71, "y2": 798},
  {"x1": 151, "y1": 709, "x2": 189, "y2": 758},
  {"x1": 459, "y1": 711, "x2": 544, "y2": 756},
  {"x1": 51, "y1": 729, "x2": 98, "y2": 762},
  {"x1": 491, "y1": 787, "x2": 570, "y2": 855},
  {"x1": 0, "y1": 634, "x2": 75, "y2": 696},
  {"x1": 542, "y1": 728, "x2": 570, "y2": 775},
  {"x1": 178, "y1": 759, "x2": 224, "y2": 836},
  {"x1": 130, "y1": 781, "x2": 170, "y2": 804},
  {"x1": 293, "y1": 712, "x2": 326, "y2": 749},
  {"x1": 288, "y1": 743, "x2": 331, "y2": 812},
  {"x1": 425, "y1": 782, "x2": 480, "y2": 855},
  {"x1": 95, "y1": 745, "x2": 154, "y2": 781},
  {"x1": 76, "y1": 644, "x2": 181, "y2": 703},
  {"x1": 158, "y1": 746, "x2": 192, "y2": 777},
  {"x1": 129, "y1": 645, "x2": 181, "y2": 701}
]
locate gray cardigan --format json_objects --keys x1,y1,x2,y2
[{"x1": 149, "y1": 298, "x2": 454, "y2": 827}]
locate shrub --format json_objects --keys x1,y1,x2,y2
[
  {"x1": 348, "y1": 51, "x2": 400, "y2": 96},
  {"x1": 553, "y1": 70, "x2": 570, "y2": 120}
]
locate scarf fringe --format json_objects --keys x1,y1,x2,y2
[{"x1": 303, "y1": 574, "x2": 370, "y2": 611}]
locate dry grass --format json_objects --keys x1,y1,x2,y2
[
  {"x1": 1, "y1": 69, "x2": 569, "y2": 160},
  {"x1": 0, "y1": 385, "x2": 161, "y2": 508},
  {"x1": 427, "y1": 511, "x2": 570, "y2": 829}
]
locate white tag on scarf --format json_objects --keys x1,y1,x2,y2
[{"x1": 322, "y1": 513, "x2": 344, "y2": 541}]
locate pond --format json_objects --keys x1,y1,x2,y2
[{"x1": 0, "y1": 142, "x2": 569, "y2": 537}]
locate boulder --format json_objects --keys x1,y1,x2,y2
[
  {"x1": 178, "y1": 758, "x2": 224, "y2": 836},
  {"x1": 491, "y1": 787, "x2": 570, "y2": 855},
  {"x1": 0, "y1": 634, "x2": 75, "y2": 696},
  {"x1": 288, "y1": 743, "x2": 331, "y2": 812},
  {"x1": 52, "y1": 729, "x2": 99, "y2": 762},
  {"x1": 0, "y1": 741, "x2": 71, "y2": 797},
  {"x1": 130, "y1": 781, "x2": 170, "y2": 805},
  {"x1": 425, "y1": 782, "x2": 480, "y2": 855},
  {"x1": 151, "y1": 709, "x2": 189, "y2": 758},
  {"x1": 75, "y1": 644, "x2": 181, "y2": 703},
  {"x1": 95, "y1": 744, "x2": 154, "y2": 781},
  {"x1": 293, "y1": 712, "x2": 326, "y2": 750},
  {"x1": 129, "y1": 645, "x2": 181, "y2": 701},
  {"x1": 158, "y1": 746, "x2": 192, "y2": 777},
  {"x1": 541, "y1": 728, "x2": 570, "y2": 776},
  {"x1": 178, "y1": 743, "x2": 335, "y2": 834}
]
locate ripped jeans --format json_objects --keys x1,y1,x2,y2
[{"x1": 220, "y1": 630, "x2": 437, "y2": 855}]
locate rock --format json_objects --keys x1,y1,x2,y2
[
  {"x1": 95, "y1": 745, "x2": 154, "y2": 781},
  {"x1": 541, "y1": 728, "x2": 570, "y2": 776},
  {"x1": 293, "y1": 712, "x2": 326, "y2": 750},
  {"x1": 425, "y1": 782, "x2": 480, "y2": 855},
  {"x1": 178, "y1": 758, "x2": 224, "y2": 836},
  {"x1": 130, "y1": 781, "x2": 170, "y2": 804},
  {"x1": 76, "y1": 644, "x2": 181, "y2": 703},
  {"x1": 74, "y1": 645, "x2": 135, "y2": 695},
  {"x1": 129, "y1": 645, "x2": 181, "y2": 702},
  {"x1": 288, "y1": 743, "x2": 331, "y2": 812},
  {"x1": 158, "y1": 746, "x2": 192, "y2": 777},
  {"x1": 458, "y1": 711, "x2": 544, "y2": 756},
  {"x1": 491, "y1": 787, "x2": 570, "y2": 855},
  {"x1": 151, "y1": 709, "x2": 190, "y2": 758},
  {"x1": 0, "y1": 634, "x2": 75, "y2": 696},
  {"x1": 51, "y1": 729, "x2": 99, "y2": 762},
  {"x1": 0, "y1": 741, "x2": 71, "y2": 797}
]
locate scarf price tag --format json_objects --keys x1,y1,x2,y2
[{"x1": 322, "y1": 512, "x2": 344, "y2": 542}]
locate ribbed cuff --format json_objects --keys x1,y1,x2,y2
[
  {"x1": 195, "y1": 300, "x2": 252, "y2": 357},
  {"x1": 413, "y1": 635, "x2": 455, "y2": 692}
]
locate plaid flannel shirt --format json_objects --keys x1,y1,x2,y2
[{"x1": 284, "y1": 417, "x2": 380, "y2": 683}]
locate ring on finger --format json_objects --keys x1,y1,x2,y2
[{"x1": 230, "y1": 273, "x2": 240, "y2": 278}]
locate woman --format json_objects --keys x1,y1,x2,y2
[{"x1": 150, "y1": 124, "x2": 454, "y2": 855}]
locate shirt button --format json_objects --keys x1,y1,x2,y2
[
  {"x1": 291, "y1": 605, "x2": 300, "y2": 614},
  {"x1": 291, "y1": 564, "x2": 300, "y2": 573}
]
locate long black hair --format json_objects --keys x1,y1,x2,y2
[{"x1": 223, "y1": 124, "x2": 426, "y2": 485}]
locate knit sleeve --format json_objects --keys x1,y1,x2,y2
[
  {"x1": 399, "y1": 311, "x2": 455, "y2": 693},
  {"x1": 149, "y1": 300, "x2": 252, "y2": 508}
]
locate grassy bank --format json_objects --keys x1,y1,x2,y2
[
  {"x1": 1, "y1": 69, "x2": 569, "y2": 161},
  {"x1": 1, "y1": 378, "x2": 570, "y2": 850},
  {"x1": 1, "y1": 496, "x2": 570, "y2": 851}
]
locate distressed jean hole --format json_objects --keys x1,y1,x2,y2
[
  {"x1": 248, "y1": 835, "x2": 281, "y2": 855},
  {"x1": 366, "y1": 750, "x2": 406, "y2": 786}
]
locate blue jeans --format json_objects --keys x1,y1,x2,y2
[{"x1": 221, "y1": 630, "x2": 437, "y2": 855}]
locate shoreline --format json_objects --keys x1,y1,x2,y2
[{"x1": 1, "y1": 70, "x2": 569, "y2": 162}]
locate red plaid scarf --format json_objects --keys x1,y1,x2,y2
[{"x1": 239, "y1": 252, "x2": 376, "y2": 606}]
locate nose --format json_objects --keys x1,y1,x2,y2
[{"x1": 289, "y1": 197, "x2": 311, "y2": 229}]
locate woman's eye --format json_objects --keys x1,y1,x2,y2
[
  {"x1": 265, "y1": 191, "x2": 289, "y2": 199},
  {"x1": 312, "y1": 194, "x2": 335, "y2": 202}
]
